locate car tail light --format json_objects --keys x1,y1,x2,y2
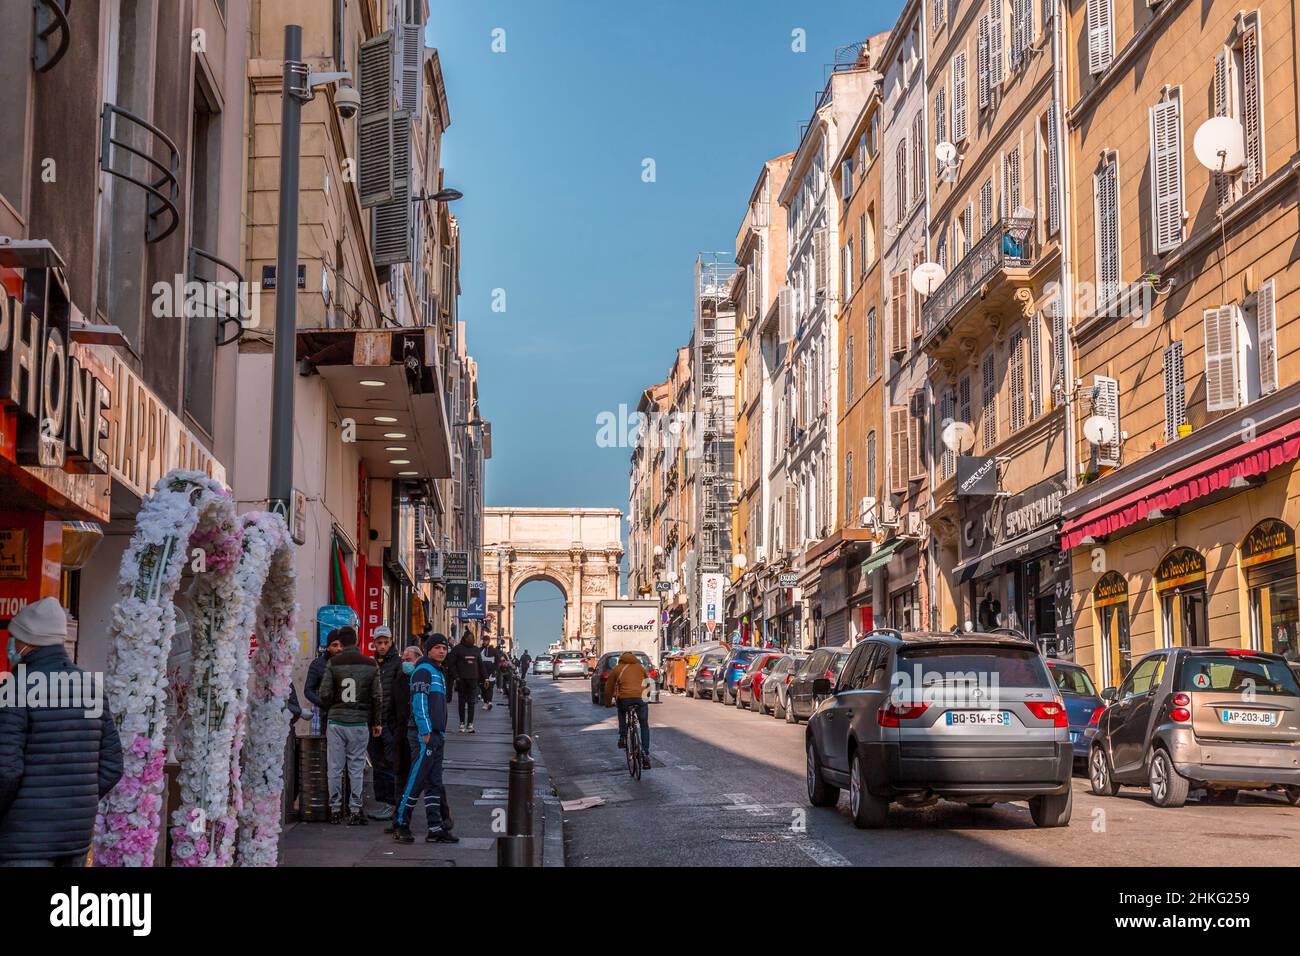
[
  {"x1": 1026, "y1": 700, "x2": 1069, "y2": 727},
  {"x1": 1171, "y1": 707, "x2": 1192, "y2": 722},
  {"x1": 823, "y1": 669, "x2": 835, "y2": 680},
  {"x1": 700, "y1": 668, "x2": 713, "y2": 679},
  {"x1": 877, "y1": 702, "x2": 928, "y2": 727},
  {"x1": 1172, "y1": 693, "x2": 1190, "y2": 707},
  {"x1": 1225, "y1": 649, "x2": 1260, "y2": 656},
  {"x1": 650, "y1": 668, "x2": 659, "y2": 679},
  {"x1": 785, "y1": 674, "x2": 793, "y2": 685},
  {"x1": 1088, "y1": 706, "x2": 1105, "y2": 726}
]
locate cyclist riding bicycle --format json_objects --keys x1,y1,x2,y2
[{"x1": 602, "y1": 651, "x2": 651, "y2": 770}]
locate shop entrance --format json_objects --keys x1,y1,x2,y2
[
  {"x1": 1241, "y1": 519, "x2": 1298, "y2": 661},
  {"x1": 1155, "y1": 547, "x2": 1209, "y2": 648},
  {"x1": 1094, "y1": 571, "x2": 1131, "y2": 687}
]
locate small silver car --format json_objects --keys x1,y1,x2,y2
[{"x1": 551, "y1": 650, "x2": 589, "y2": 680}]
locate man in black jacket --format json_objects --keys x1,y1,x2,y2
[
  {"x1": 479, "y1": 638, "x2": 500, "y2": 710},
  {"x1": 0, "y1": 597, "x2": 123, "y2": 866},
  {"x1": 445, "y1": 627, "x2": 484, "y2": 733},
  {"x1": 318, "y1": 627, "x2": 382, "y2": 825},
  {"x1": 304, "y1": 633, "x2": 344, "y2": 733},
  {"x1": 368, "y1": 626, "x2": 401, "y2": 821}
]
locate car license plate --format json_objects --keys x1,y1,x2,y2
[
  {"x1": 945, "y1": 711, "x2": 1011, "y2": 726},
  {"x1": 1220, "y1": 709, "x2": 1277, "y2": 726},
  {"x1": 1069, "y1": 730, "x2": 1081, "y2": 743}
]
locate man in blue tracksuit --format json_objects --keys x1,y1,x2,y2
[{"x1": 394, "y1": 633, "x2": 458, "y2": 844}]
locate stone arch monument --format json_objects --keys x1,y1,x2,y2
[{"x1": 482, "y1": 507, "x2": 624, "y2": 651}]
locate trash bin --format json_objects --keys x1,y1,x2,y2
[{"x1": 296, "y1": 735, "x2": 330, "y2": 822}]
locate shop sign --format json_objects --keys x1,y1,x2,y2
[
  {"x1": 444, "y1": 550, "x2": 469, "y2": 581},
  {"x1": 458, "y1": 581, "x2": 486, "y2": 620},
  {"x1": 1093, "y1": 571, "x2": 1128, "y2": 608},
  {"x1": 0, "y1": 514, "x2": 60, "y2": 672},
  {"x1": 0, "y1": 528, "x2": 27, "y2": 578},
  {"x1": 445, "y1": 580, "x2": 468, "y2": 608},
  {"x1": 655, "y1": 580, "x2": 672, "y2": 593},
  {"x1": 778, "y1": 572, "x2": 798, "y2": 588},
  {"x1": 1002, "y1": 476, "x2": 1065, "y2": 540},
  {"x1": 700, "y1": 572, "x2": 723, "y2": 625},
  {"x1": 1154, "y1": 547, "x2": 1206, "y2": 593},
  {"x1": 957, "y1": 456, "x2": 998, "y2": 496},
  {"x1": 1240, "y1": 518, "x2": 1295, "y2": 570},
  {"x1": 361, "y1": 566, "x2": 383, "y2": 656}
]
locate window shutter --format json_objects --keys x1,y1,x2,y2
[
  {"x1": 891, "y1": 272, "x2": 908, "y2": 354},
  {"x1": 371, "y1": 110, "x2": 413, "y2": 266},
  {"x1": 962, "y1": 202, "x2": 973, "y2": 254},
  {"x1": 911, "y1": 250, "x2": 924, "y2": 340},
  {"x1": 1202, "y1": 305, "x2": 1241, "y2": 412},
  {"x1": 1162, "y1": 341, "x2": 1186, "y2": 439},
  {"x1": 1241, "y1": 14, "x2": 1264, "y2": 188},
  {"x1": 358, "y1": 31, "x2": 397, "y2": 208},
  {"x1": 867, "y1": 306, "x2": 878, "y2": 377},
  {"x1": 845, "y1": 452, "x2": 854, "y2": 522},
  {"x1": 959, "y1": 373, "x2": 972, "y2": 433},
  {"x1": 896, "y1": 140, "x2": 909, "y2": 222},
  {"x1": 1092, "y1": 375, "x2": 1121, "y2": 466},
  {"x1": 988, "y1": 0, "x2": 1005, "y2": 87},
  {"x1": 859, "y1": 212, "x2": 868, "y2": 274},
  {"x1": 1213, "y1": 49, "x2": 1235, "y2": 209},
  {"x1": 977, "y1": 18, "x2": 991, "y2": 110},
  {"x1": 1050, "y1": 296, "x2": 1066, "y2": 399},
  {"x1": 846, "y1": 335, "x2": 854, "y2": 402},
  {"x1": 1086, "y1": 0, "x2": 1113, "y2": 75},
  {"x1": 980, "y1": 178, "x2": 993, "y2": 235},
  {"x1": 935, "y1": 86, "x2": 947, "y2": 175},
  {"x1": 937, "y1": 234, "x2": 948, "y2": 272},
  {"x1": 1149, "y1": 95, "x2": 1184, "y2": 253},
  {"x1": 981, "y1": 351, "x2": 997, "y2": 449},
  {"x1": 1046, "y1": 101, "x2": 1061, "y2": 234},
  {"x1": 1029, "y1": 311, "x2": 1044, "y2": 419},
  {"x1": 953, "y1": 51, "x2": 969, "y2": 141},
  {"x1": 890, "y1": 406, "x2": 910, "y2": 493},
  {"x1": 1257, "y1": 278, "x2": 1277, "y2": 394},
  {"x1": 400, "y1": 23, "x2": 424, "y2": 118},
  {"x1": 815, "y1": 227, "x2": 828, "y2": 293},
  {"x1": 1008, "y1": 146, "x2": 1022, "y2": 215},
  {"x1": 940, "y1": 386, "x2": 956, "y2": 479},
  {"x1": 909, "y1": 390, "x2": 927, "y2": 479},
  {"x1": 866, "y1": 431, "x2": 877, "y2": 499},
  {"x1": 1094, "y1": 155, "x2": 1119, "y2": 307},
  {"x1": 935, "y1": 0, "x2": 945, "y2": 29},
  {"x1": 1009, "y1": 331, "x2": 1026, "y2": 432},
  {"x1": 913, "y1": 111, "x2": 925, "y2": 204}
]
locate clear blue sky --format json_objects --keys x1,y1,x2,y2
[{"x1": 427, "y1": 1, "x2": 903, "y2": 653}]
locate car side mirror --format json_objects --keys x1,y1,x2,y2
[
  {"x1": 1101, "y1": 687, "x2": 1117, "y2": 702},
  {"x1": 812, "y1": 678, "x2": 832, "y2": 696}
]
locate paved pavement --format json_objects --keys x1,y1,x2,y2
[
  {"x1": 280, "y1": 681, "x2": 561, "y2": 867},
  {"x1": 533, "y1": 677, "x2": 1300, "y2": 866}
]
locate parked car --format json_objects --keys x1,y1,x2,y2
[
  {"x1": 551, "y1": 650, "x2": 589, "y2": 680},
  {"x1": 736, "y1": 652, "x2": 786, "y2": 712},
  {"x1": 712, "y1": 646, "x2": 773, "y2": 705},
  {"x1": 1088, "y1": 647, "x2": 1300, "y2": 807},
  {"x1": 762, "y1": 653, "x2": 808, "y2": 719},
  {"x1": 590, "y1": 650, "x2": 657, "y2": 704},
  {"x1": 1047, "y1": 659, "x2": 1104, "y2": 765},
  {"x1": 686, "y1": 650, "x2": 726, "y2": 699},
  {"x1": 532, "y1": 654, "x2": 554, "y2": 675},
  {"x1": 805, "y1": 630, "x2": 1074, "y2": 828},
  {"x1": 786, "y1": 647, "x2": 851, "y2": 723}
]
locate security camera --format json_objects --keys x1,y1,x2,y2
[{"x1": 334, "y1": 85, "x2": 360, "y2": 120}]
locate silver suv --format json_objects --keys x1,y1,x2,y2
[{"x1": 805, "y1": 630, "x2": 1073, "y2": 828}]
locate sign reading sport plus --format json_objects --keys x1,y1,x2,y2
[{"x1": 700, "y1": 573, "x2": 723, "y2": 625}]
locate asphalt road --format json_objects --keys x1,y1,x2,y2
[{"x1": 530, "y1": 676, "x2": 1300, "y2": 866}]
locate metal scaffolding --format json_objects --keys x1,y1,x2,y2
[{"x1": 693, "y1": 253, "x2": 737, "y2": 576}]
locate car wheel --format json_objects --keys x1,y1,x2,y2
[
  {"x1": 1029, "y1": 787, "x2": 1072, "y2": 827},
  {"x1": 1283, "y1": 786, "x2": 1300, "y2": 806},
  {"x1": 686, "y1": 683, "x2": 695, "y2": 699},
  {"x1": 785, "y1": 698, "x2": 798, "y2": 724},
  {"x1": 848, "y1": 750, "x2": 888, "y2": 828},
  {"x1": 774, "y1": 696, "x2": 786, "y2": 720},
  {"x1": 1088, "y1": 746, "x2": 1119, "y2": 797},
  {"x1": 756, "y1": 696, "x2": 768, "y2": 716},
  {"x1": 1204, "y1": 788, "x2": 1238, "y2": 804},
  {"x1": 806, "y1": 739, "x2": 839, "y2": 808},
  {"x1": 1148, "y1": 748, "x2": 1189, "y2": 808},
  {"x1": 735, "y1": 689, "x2": 744, "y2": 709}
]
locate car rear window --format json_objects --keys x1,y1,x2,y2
[
  {"x1": 556, "y1": 651, "x2": 583, "y2": 659},
  {"x1": 830, "y1": 652, "x2": 850, "y2": 675},
  {"x1": 1050, "y1": 664, "x2": 1097, "y2": 697},
  {"x1": 1178, "y1": 654, "x2": 1300, "y2": 696},
  {"x1": 898, "y1": 646, "x2": 1053, "y2": 688}
]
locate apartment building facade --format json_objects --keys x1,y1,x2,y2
[{"x1": 1058, "y1": 0, "x2": 1300, "y2": 686}]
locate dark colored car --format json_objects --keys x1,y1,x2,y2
[
  {"x1": 763, "y1": 653, "x2": 809, "y2": 719},
  {"x1": 736, "y1": 652, "x2": 786, "y2": 712},
  {"x1": 1088, "y1": 647, "x2": 1300, "y2": 807},
  {"x1": 1047, "y1": 659, "x2": 1104, "y2": 764},
  {"x1": 712, "y1": 646, "x2": 773, "y2": 705},
  {"x1": 686, "y1": 650, "x2": 726, "y2": 699},
  {"x1": 785, "y1": 647, "x2": 851, "y2": 723},
  {"x1": 590, "y1": 650, "x2": 656, "y2": 704},
  {"x1": 805, "y1": 630, "x2": 1073, "y2": 829}
]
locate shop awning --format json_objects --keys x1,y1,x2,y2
[
  {"x1": 858, "y1": 538, "x2": 905, "y2": 576},
  {"x1": 1060, "y1": 417, "x2": 1300, "y2": 551},
  {"x1": 954, "y1": 527, "x2": 1058, "y2": 583}
]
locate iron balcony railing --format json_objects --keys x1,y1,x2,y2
[
  {"x1": 33, "y1": 0, "x2": 72, "y2": 73},
  {"x1": 100, "y1": 102, "x2": 180, "y2": 244},
  {"x1": 188, "y1": 246, "x2": 250, "y2": 346},
  {"x1": 921, "y1": 217, "x2": 1034, "y2": 344}
]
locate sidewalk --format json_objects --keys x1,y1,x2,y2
[{"x1": 279, "y1": 682, "x2": 562, "y2": 867}]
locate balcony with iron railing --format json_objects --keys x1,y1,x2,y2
[
  {"x1": 920, "y1": 217, "x2": 1036, "y2": 359},
  {"x1": 188, "y1": 247, "x2": 250, "y2": 347},
  {"x1": 100, "y1": 102, "x2": 180, "y2": 244}
]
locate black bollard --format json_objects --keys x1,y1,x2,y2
[
  {"x1": 496, "y1": 734, "x2": 536, "y2": 867},
  {"x1": 521, "y1": 684, "x2": 533, "y2": 738}
]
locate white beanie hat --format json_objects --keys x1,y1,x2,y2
[{"x1": 9, "y1": 596, "x2": 68, "y2": 647}]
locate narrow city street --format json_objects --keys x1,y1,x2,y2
[{"x1": 532, "y1": 678, "x2": 1300, "y2": 867}]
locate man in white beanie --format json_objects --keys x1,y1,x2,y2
[{"x1": 0, "y1": 597, "x2": 123, "y2": 866}]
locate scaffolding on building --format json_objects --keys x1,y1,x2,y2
[{"x1": 693, "y1": 253, "x2": 737, "y2": 576}]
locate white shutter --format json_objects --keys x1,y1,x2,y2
[
  {"x1": 371, "y1": 110, "x2": 413, "y2": 266},
  {"x1": 1008, "y1": 146, "x2": 1022, "y2": 215},
  {"x1": 1213, "y1": 49, "x2": 1235, "y2": 209},
  {"x1": 980, "y1": 178, "x2": 993, "y2": 234},
  {"x1": 400, "y1": 23, "x2": 424, "y2": 118},
  {"x1": 866, "y1": 431, "x2": 877, "y2": 499},
  {"x1": 935, "y1": 86, "x2": 947, "y2": 175},
  {"x1": 778, "y1": 286, "x2": 794, "y2": 342},
  {"x1": 1094, "y1": 155, "x2": 1119, "y2": 306},
  {"x1": 912, "y1": 111, "x2": 925, "y2": 205},
  {"x1": 959, "y1": 372, "x2": 972, "y2": 426},
  {"x1": 1257, "y1": 279, "x2": 1278, "y2": 394},
  {"x1": 953, "y1": 52, "x2": 969, "y2": 142},
  {"x1": 1093, "y1": 375, "x2": 1121, "y2": 466},
  {"x1": 1046, "y1": 101, "x2": 1061, "y2": 234},
  {"x1": 1149, "y1": 95, "x2": 1184, "y2": 253},
  {"x1": 1029, "y1": 311, "x2": 1043, "y2": 419},
  {"x1": 981, "y1": 351, "x2": 997, "y2": 449},
  {"x1": 1009, "y1": 331, "x2": 1026, "y2": 432},
  {"x1": 1241, "y1": 14, "x2": 1264, "y2": 188},
  {"x1": 815, "y1": 227, "x2": 828, "y2": 293},
  {"x1": 1086, "y1": 0, "x2": 1113, "y2": 75},
  {"x1": 358, "y1": 31, "x2": 397, "y2": 208},
  {"x1": 896, "y1": 141, "x2": 909, "y2": 221},
  {"x1": 940, "y1": 387, "x2": 956, "y2": 479},
  {"x1": 977, "y1": 18, "x2": 991, "y2": 110},
  {"x1": 1162, "y1": 341, "x2": 1187, "y2": 439},
  {"x1": 988, "y1": 0, "x2": 1005, "y2": 87},
  {"x1": 1202, "y1": 305, "x2": 1242, "y2": 412},
  {"x1": 1050, "y1": 296, "x2": 1066, "y2": 398},
  {"x1": 962, "y1": 202, "x2": 973, "y2": 254}
]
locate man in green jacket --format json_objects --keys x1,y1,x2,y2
[{"x1": 318, "y1": 627, "x2": 382, "y2": 825}]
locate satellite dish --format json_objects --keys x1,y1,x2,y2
[
  {"x1": 1083, "y1": 414, "x2": 1117, "y2": 446},
  {"x1": 1192, "y1": 116, "x2": 1246, "y2": 173},
  {"x1": 911, "y1": 261, "x2": 947, "y2": 296},
  {"x1": 941, "y1": 420, "x2": 976, "y2": 453},
  {"x1": 935, "y1": 141, "x2": 957, "y2": 164}
]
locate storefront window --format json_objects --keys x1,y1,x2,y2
[
  {"x1": 1155, "y1": 547, "x2": 1208, "y2": 648},
  {"x1": 890, "y1": 585, "x2": 919, "y2": 631},
  {"x1": 1093, "y1": 571, "x2": 1130, "y2": 686},
  {"x1": 1241, "y1": 519, "x2": 1298, "y2": 661}
]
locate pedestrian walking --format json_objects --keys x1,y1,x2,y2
[
  {"x1": 0, "y1": 597, "x2": 124, "y2": 867},
  {"x1": 479, "y1": 638, "x2": 500, "y2": 710},
  {"x1": 445, "y1": 626, "x2": 484, "y2": 733},
  {"x1": 369, "y1": 625, "x2": 401, "y2": 821},
  {"x1": 384, "y1": 645, "x2": 424, "y2": 834},
  {"x1": 518, "y1": 650, "x2": 532, "y2": 677},
  {"x1": 317, "y1": 627, "x2": 382, "y2": 826},
  {"x1": 304, "y1": 633, "x2": 344, "y2": 735},
  {"x1": 394, "y1": 633, "x2": 458, "y2": 844}
]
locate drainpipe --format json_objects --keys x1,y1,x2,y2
[{"x1": 1052, "y1": 0, "x2": 1077, "y2": 495}]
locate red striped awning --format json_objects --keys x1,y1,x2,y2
[{"x1": 1060, "y1": 417, "x2": 1300, "y2": 551}]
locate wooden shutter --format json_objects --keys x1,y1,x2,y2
[
  {"x1": 953, "y1": 51, "x2": 969, "y2": 141},
  {"x1": 1241, "y1": 13, "x2": 1264, "y2": 188},
  {"x1": 372, "y1": 110, "x2": 413, "y2": 266},
  {"x1": 1087, "y1": 0, "x2": 1113, "y2": 75},
  {"x1": 912, "y1": 112, "x2": 925, "y2": 205},
  {"x1": 981, "y1": 351, "x2": 997, "y2": 449},
  {"x1": 988, "y1": 0, "x2": 1005, "y2": 87},
  {"x1": 866, "y1": 431, "x2": 877, "y2": 499},
  {"x1": 1257, "y1": 278, "x2": 1277, "y2": 394},
  {"x1": 959, "y1": 373, "x2": 972, "y2": 433},
  {"x1": 890, "y1": 272, "x2": 908, "y2": 353},
  {"x1": 937, "y1": 234, "x2": 948, "y2": 272},
  {"x1": 962, "y1": 202, "x2": 973, "y2": 254},
  {"x1": 1202, "y1": 305, "x2": 1241, "y2": 412},
  {"x1": 977, "y1": 17, "x2": 991, "y2": 110},
  {"x1": 909, "y1": 390, "x2": 927, "y2": 479},
  {"x1": 859, "y1": 212, "x2": 868, "y2": 275},
  {"x1": 1046, "y1": 102, "x2": 1061, "y2": 234},
  {"x1": 935, "y1": 85, "x2": 947, "y2": 175},
  {"x1": 815, "y1": 227, "x2": 828, "y2": 293},
  {"x1": 1009, "y1": 331, "x2": 1026, "y2": 432},
  {"x1": 1094, "y1": 155, "x2": 1119, "y2": 306},
  {"x1": 358, "y1": 31, "x2": 397, "y2": 208},
  {"x1": 844, "y1": 452, "x2": 853, "y2": 522},
  {"x1": 1150, "y1": 95, "x2": 1184, "y2": 253},
  {"x1": 896, "y1": 141, "x2": 909, "y2": 222},
  {"x1": 1162, "y1": 341, "x2": 1186, "y2": 439},
  {"x1": 911, "y1": 250, "x2": 924, "y2": 339},
  {"x1": 980, "y1": 178, "x2": 993, "y2": 234},
  {"x1": 845, "y1": 335, "x2": 854, "y2": 402},
  {"x1": 400, "y1": 23, "x2": 424, "y2": 118},
  {"x1": 1028, "y1": 311, "x2": 1044, "y2": 419},
  {"x1": 1213, "y1": 49, "x2": 1235, "y2": 209},
  {"x1": 940, "y1": 387, "x2": 956, "y2": 479},
  {"x1": 890, "y1": 406, "x2": 910, "y2": 493},
  {"x1": 1050, "y1": 296, "x2": 1066, "y2": 398},
  {"x1": 867, "y1": 306, "x2": 878, "y2": 377},
  {"x1": 1092, "y1": 375, "x2": 1121, "y2": 466},
  {"x1": 1008, "y1": 146, "x2": 1022, "y2": 216}
]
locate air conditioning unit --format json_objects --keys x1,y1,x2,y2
[
  {"x1": 858, "y1": 496, "x2": 876, "y2": 525},
  {"x1": 754, "y1": 545, "x2": 766, "y2": 562},
  {"x1": 901, "y1": 512, "x2": 926, "y2": 538},
  {"x1": 879, "y1": 500, "x2": 898, "y2": 525}
]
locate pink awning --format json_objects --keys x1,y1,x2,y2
[{"x1": 1060, "y1": 418, "x2": 1300, "y2": 551}]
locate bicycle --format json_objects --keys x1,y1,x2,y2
[{"x1": 623, "y1": 701, "x2": 643, "y2": 780}]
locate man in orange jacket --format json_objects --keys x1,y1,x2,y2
[{"x1": 603, "y1": 652, "x2": 651, "y2": 769}]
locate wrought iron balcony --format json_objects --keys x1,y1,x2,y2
[
  {"x1": 33, "y1": 0, "x2": 72, "y2": 72},
  {"x1": 188, "y1": 247, "x2": 249, "y2": 346},
  {"x1": 921, "y1": 217, "x2": 1035, "y2": 351},
  {"x1": 100, "y1": 103, "x2": 180, "y2": 244}
]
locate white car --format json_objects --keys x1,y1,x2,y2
[
  {"x1": 532, "y1": 654, "x2": 554, "y2": 675},
  {"x1": 551, "y1": 651, "x2": 589, "y2": 679}
]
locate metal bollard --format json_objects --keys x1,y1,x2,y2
[
  {"x1": 521, "y1": 684, "x2": 533, "y2": 738},
  {"x1": 496, "y1": 734, "x2": 536, "y2": 867}
]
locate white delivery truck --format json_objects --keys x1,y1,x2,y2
[{"x1": 596, "y1": 599, "x2": 661, "y2": 662}]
